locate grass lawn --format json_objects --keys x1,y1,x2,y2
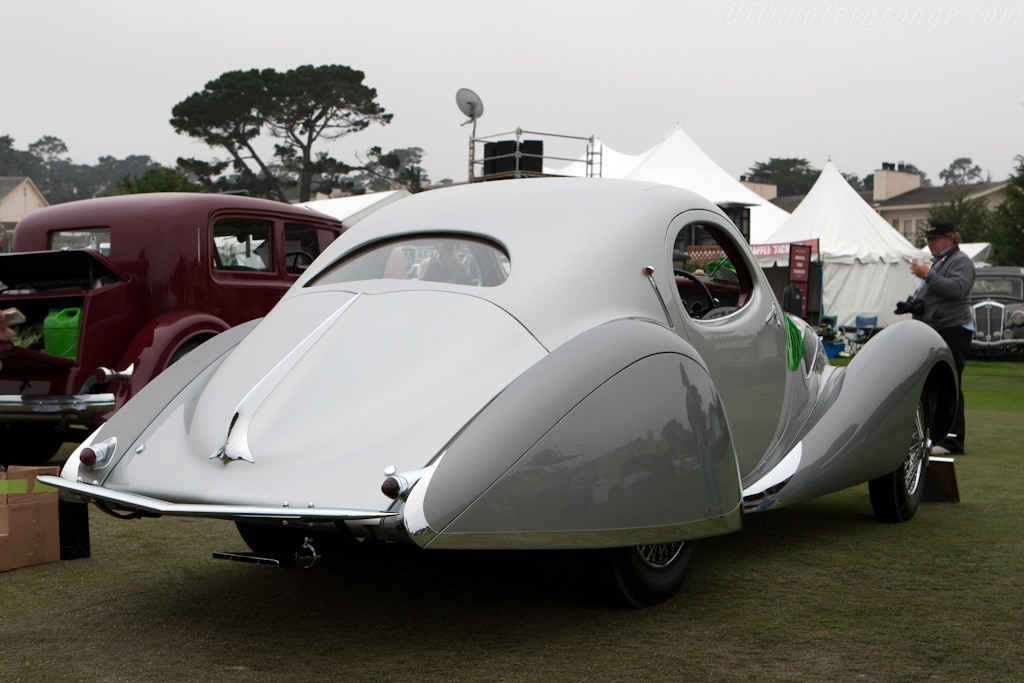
[{"x1": 1, "y1": 361, "x2": 1022, "y2": 682}]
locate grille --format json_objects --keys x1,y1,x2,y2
[{"x1": 973, "y1": 303, "x2": 1004, "y2": 341}]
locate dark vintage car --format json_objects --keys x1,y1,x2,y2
[
  {"x1": 970, "y1": 266, "x2": 1024, "y2": 354},
  {"x1": 0, "y1": 193, "x2": 346, "y2": 465}
]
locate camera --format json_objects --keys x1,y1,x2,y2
[{"x1": 894, "y1": 300, "x2": 919, "y2": 315}]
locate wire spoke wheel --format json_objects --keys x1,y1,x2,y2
[
  {"x1": 903, "y1": 406, "x2": 928, "y2": 496},
  {"x1": 635, "y1": 541, "x2": 686, "y2": 569},
  {"x1": 599, "y1": 540, "x2": 698, "y2": 609},
  {"x1": 869, "y1": 398, "x2": 930, "y2": 523}
]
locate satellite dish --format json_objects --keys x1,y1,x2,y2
[{"x1": 456, "y1": 88, "x2": 484, "y2": 121}]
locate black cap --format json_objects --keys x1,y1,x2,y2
[{"x1": 923, "y1": 220, "x2": 955, "y2": 237}]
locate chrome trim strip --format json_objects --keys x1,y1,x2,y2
[
  {"x1": 643, "y1": 265, "x2": 675, "y2": 329},
  {"x1": 423, "y1": 508, "x2": 742, "y2": 550},
  {"x1": 0, "y1": 393, "x2": 116, "y2": 415},
  {"x1": 213, "y1": 293, "x2": 361, "y2": 462},
  {"x1": 36, "y1": 475, "x2": 395, "y2": 522}
]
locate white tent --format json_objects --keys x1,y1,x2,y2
[
  {"x1": 548, "y1": 125, "x2": 790, "y2": 242},
  {"x1": 758, "y1": 161, "x2": 923, "y2": 327},
  {"x1": 298, "y1": 190, "x2": 410, "y2": 225}
]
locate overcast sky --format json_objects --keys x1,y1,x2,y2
[{"x1": 4, "y1": 1, "x2": 1022, "y2": 187}]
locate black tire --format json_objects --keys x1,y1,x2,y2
[
  {"x1": 869, "y1": 399, "x2": 929, "y2": 523},
  {"x1": 0, "y1": 424, "x2": 65, "y2": 467},
  {"x1": 168, "y1": 337, "x2": 207, "y2": 366},
  {"x1": 600, "y1": 540, "x2": 698, "y2": 609}
]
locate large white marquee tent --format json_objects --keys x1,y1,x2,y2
[
  {"x1": 551, "y1": 124, "x2": 790, "y2": 243},
  {"x1": 758, "y1": 161, "x2": 923, "y2": 327}
]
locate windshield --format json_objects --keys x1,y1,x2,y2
[
  {"x1": 310, "y1": 235, "x2": 510, "y2": 288},
  {"x1": 972, "y1": 276, "x2": 1022, "y2": 300}
]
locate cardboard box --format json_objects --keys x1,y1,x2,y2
[
  {"x1": 0, "y1": 531, "x2": 12, "y2": 572},
  {"x1": 0, "y1": 465, "x2": 60, "y2": 571}
]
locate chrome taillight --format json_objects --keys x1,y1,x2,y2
[
  {"x1": 380, "y1": 466, "x2": 427, "y2": 501},
  {"x1": 80, "y1": 436, "x2": 117, "y2": 468}
]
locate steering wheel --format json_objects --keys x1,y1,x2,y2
[
  {"x1": 286, "y1": 251, "x2": 315, "y2": 273},
  {"x1": 675, "y1": 269, "x2": 718, "y2": 318}
]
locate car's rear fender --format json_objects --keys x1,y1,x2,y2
[
  {"x1": 403, "y1": 318, "x2": 744, "y2": 550},
  {"x1": 104, "y1": 311, "x2": 231, "y2": 408}
]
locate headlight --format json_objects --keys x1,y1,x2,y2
[{"x1": 1009, "y1": 309, "x2": 1024, "y2": 326}]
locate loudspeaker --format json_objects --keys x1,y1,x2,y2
[{"x1": 483, "y1": 140, "x2": 544, "y2": 176}]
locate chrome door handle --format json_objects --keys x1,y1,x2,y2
[{"x1": 766, "y1": 304, "x2": 780, "y2": 327}]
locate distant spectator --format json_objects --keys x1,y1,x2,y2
[{"x1": 901, "y1": 219, "x2": 975, "y2": 455}]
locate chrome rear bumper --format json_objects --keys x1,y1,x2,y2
[
  {"x1": 36, "y1": 475, "x2": 397, "y2": 523},
  {"x1": 0, "y1": 393, "x2": 115, "y2": 421}
]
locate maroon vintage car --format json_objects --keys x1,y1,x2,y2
[{"x1": 0, "y1": 193, "x2": 346, "y2": 465}]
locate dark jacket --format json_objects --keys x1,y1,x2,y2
[{"x1": 912, "y1": 246, "x2": 975, "y2": 329}]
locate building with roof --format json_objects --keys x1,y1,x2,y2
[
  {"x1": 0, "y1": 177, "x2": 48, "y2": 251},
  {"x1": 768, "y1": 163, "x2": 1008, "y2": 247},
  {"x1": 0, "y1": 176, "x2": 49, "y2": 250},
  {"x1": 871, "y1": 165, "x2": 1007, "y2": 245}
]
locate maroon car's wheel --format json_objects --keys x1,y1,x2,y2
[
  {"x1": 602, "y1": 540, "x2": 698, "y2": 609},
  {"x1": 869, "y1": 398, "x2": 929, "y2": 523}
]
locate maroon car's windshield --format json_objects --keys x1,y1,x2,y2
[{"x1": 310, "y1": 235, "x2": 510, "y2": 288}]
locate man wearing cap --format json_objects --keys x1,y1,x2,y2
[{"x1": 902, "y1": 219, "x2": 975, "y2": 455}]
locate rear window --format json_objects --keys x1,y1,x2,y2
[
  {"x1": 310, "y1": 235, "x2": 510, "y2": 288},
  {"x1": 49, "y1": 228, "x2": 111, "y2": 255}
]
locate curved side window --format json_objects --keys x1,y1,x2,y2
[
  {"x1": 671, "y1": 223, "x2": 755, "y2": 320},
  {"x1": 309, "y1": 235, "x2": 510, "y2": 288}
]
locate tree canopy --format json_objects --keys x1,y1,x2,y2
[
  {"x1": 746, "y1": 157, "x2": 820, "y2": 197},
  {"x1": 1, "y1": 135, "x2": 163, "y2": 203},
  {"x1": 988, "y1": 155, "x2": 1024, "y2": 266},
  {"x1": 939, "y1": 157, "x2": 985, "y2": 186},
  {"x1": 927, "y1": 188, "x2": 993, "y2": 243},
  {"x1": 117, "y1": 165, "x2": 202, "y2": 194},
  {"x1": 171, "y1": 65, "x2": 423, "y2": 202}
]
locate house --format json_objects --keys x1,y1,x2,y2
[
  {"x1": 767, "y1": 163, "x2": 1008, "y2": 247},
  {"x1": 870, "y1": 163, "x2": 1007, "y2": 246},
  {"x1": 0, "y1": 177, "x2": 49, "y2": 252}
]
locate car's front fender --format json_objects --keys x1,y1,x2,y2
[{"x1": 746, "y1": 320, "x2": 956, "y2": 509}]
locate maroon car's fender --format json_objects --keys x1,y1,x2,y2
[{"x1": 107, "y1": 311, "x2": 231, "y2": 409}]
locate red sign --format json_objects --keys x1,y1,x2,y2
[{"x1": 789, "y1": 244, "x2": 811, "y2": 283}]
